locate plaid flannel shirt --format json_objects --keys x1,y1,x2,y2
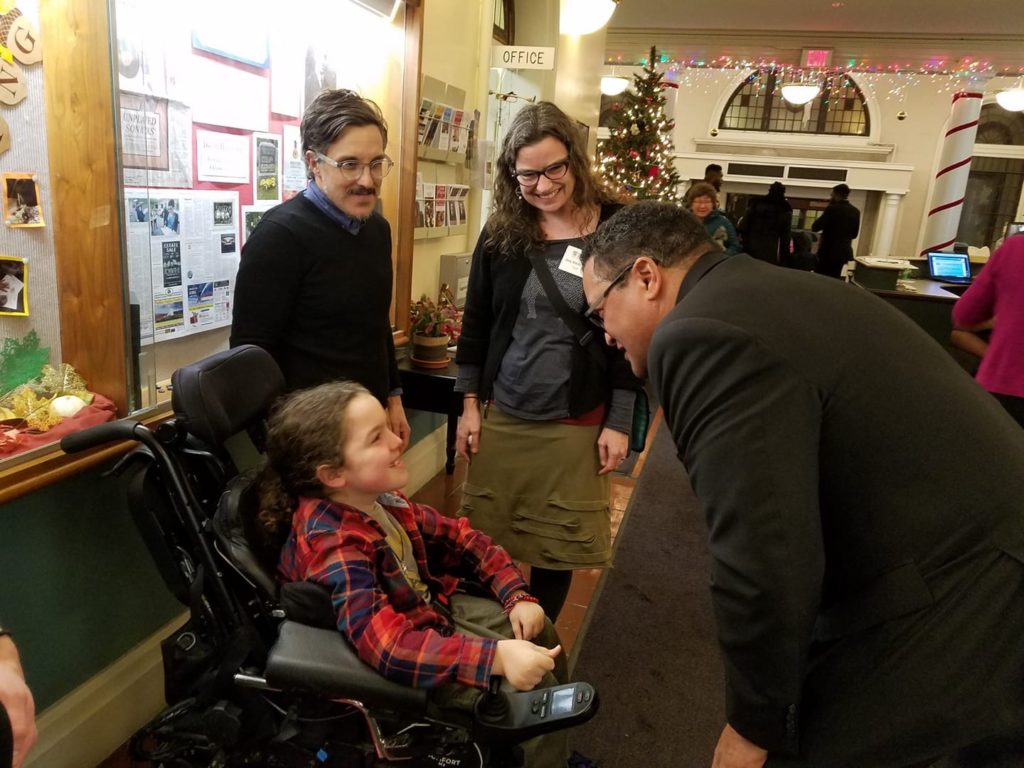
[{"x1": 278, "y1": 491, "x2": 528, "y2": 690}]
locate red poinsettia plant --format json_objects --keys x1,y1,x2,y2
[{"x1": 410, "y1": 285, "x2": 462, "y2": 344}]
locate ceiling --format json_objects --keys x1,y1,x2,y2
[{"x1": 605, "y1": 0, "x2": 1024, "y2": 73}]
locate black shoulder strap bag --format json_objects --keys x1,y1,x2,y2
[{"x1": 527, "y1": 250, "x2": 651, "y2": 453}]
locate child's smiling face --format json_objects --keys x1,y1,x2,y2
[{"x1": 329, "y1": 393, "x2": 408, "y2": 502}]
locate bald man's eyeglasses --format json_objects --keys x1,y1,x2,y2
[{"x1": 584, "y1": 260, "x2": 637, "y2": 330}]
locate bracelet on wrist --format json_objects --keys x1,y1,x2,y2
[
  {"x1": 463, "y1": 394, "x2": 479, "y2": 400},
  {"x1": 502, "y1": 592, "x2": 540, "y2": 614}
]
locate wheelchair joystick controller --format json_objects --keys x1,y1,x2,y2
[
  {"x1": 473, "y1": 675, "x2": 599, "y2": 743},
  {"x1": 477, "y1": 676, "x2": 510, "y2": 723}
]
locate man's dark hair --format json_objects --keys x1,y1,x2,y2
[
  {"x1": 582, "y1": 200, "x2": 715, "y2": 280},
  {"x1": 705, "y1": 163, "x2": 723, "y2": 175},
  {"x1": 301, "y1": 89, "x2": 388, "y2": 180},
  {"x1": 833, "y1": 183, "x2": 851, "y2": 199}
]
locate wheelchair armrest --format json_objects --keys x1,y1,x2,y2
[{"x1": 265, "y1": 621, "x2": 429, "y2": 715}]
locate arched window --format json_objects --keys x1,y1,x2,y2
[
  {"x1": 956, "y1": 103, "x2": 1024, "y2": 248},
  {"x1": 719, "y1": 70, "x2": 869, "y2": 136},
  {"x1": 975, "y1": 103, "x2": 1024, "y2": 145}
]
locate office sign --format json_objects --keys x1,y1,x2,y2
[{"x1": 492, "y1": 46, "x2": 556, "y2": 70}]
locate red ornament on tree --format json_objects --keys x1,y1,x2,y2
[
  {"x1": 629, "y1": 150, "x2": 639, "y2": 159},
  {"x1": 647, "y1": 165, "x2": 661, "y2": 178}
]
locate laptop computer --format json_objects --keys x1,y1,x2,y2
[{"x1": 927, "y1": 252, "x2": 973, "y2": 285}]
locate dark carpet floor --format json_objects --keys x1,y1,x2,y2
[{"x1": 571, "y1": 424, "x2": 725, "y2": 766}]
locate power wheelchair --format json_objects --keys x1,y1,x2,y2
[{"x1": 60, "y1": 345, "x2": 598, "y2": 767}]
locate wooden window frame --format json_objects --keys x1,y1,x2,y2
[{"x1": 493, "y1": 0, "x2": 515, "y2": 45}]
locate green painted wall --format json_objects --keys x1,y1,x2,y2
[{"x1": 0, "y1": 465, "x2": 181, "y2": 711}]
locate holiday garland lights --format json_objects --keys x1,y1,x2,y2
[
  {"x1": 605, "y1": 51, "x2": 1024, "y2": 101},
  {"x1": 599, "y1": 46, "x2": 684, "y2": 203}
]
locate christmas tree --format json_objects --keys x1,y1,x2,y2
[{"x1": 599, "y1": 46, "x2": 683, "y2": 203}]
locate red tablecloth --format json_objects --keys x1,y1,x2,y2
[{"x1": 0, "y1": 393, "x2": 118, "y2": 457}]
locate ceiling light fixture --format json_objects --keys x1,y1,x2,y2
[
  {"x1": 780, "y1": 82, "x2": 821, "y2": 106},
  {"x1": 600, "y1": 74, "x2": 629, "y2": 96},
  {"x1": 561, "y1": 0, "x2": 621, "y2": 36},
  {"x1": 995, "y1": 87, "x2": 1024, "y2": 112}
]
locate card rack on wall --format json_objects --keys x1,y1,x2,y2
[
  {"x1": 415, "y1": 75, "x2": 473, "y2": 240},
  {"x1": 417, "y1": 75, "x2": 470, "y2": 164}
]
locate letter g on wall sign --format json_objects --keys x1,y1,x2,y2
[{"x1": 491, "y1": 46, "x2": 556, "y2": 71}]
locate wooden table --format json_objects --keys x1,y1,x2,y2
[{"x1": 398, "y1": 356, "x2": 462, "y2": 474}]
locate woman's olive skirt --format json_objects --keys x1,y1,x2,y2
[{"x1": 458, "y1": 406, "x2": 612, "y2": 570}]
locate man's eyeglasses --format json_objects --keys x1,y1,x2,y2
[
  {"x1": 316, "y1": 152, "x2": 394, "y2": 181},
  {"x1": 512, "y1": 158, "x2": 571, "y2": 187},
  {"x1": 584, "y1": 260, "x2": 638, "y2": 330}
]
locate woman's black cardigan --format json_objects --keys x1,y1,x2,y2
[{"x1": 454, "y1": 203, "x2": 643, "y2": 416}]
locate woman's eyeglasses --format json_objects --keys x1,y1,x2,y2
[
  {"x1": 512, "y1": 159, "x2": 571, "y2": 187},
  {"x1": 316, "y1": 152, "x2": 394, "y2": 181}
]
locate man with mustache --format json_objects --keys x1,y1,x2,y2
[{"x1": 232, "y1": 89, "x2": 409, "y2": 447}]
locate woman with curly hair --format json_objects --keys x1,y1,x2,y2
[{"x1": 454, "y1": 102, "x2": 644, "y2": 621}]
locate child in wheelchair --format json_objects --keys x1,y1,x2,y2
[{"x1": 252, "y1": 380, "x2": 571, "y2": 768}]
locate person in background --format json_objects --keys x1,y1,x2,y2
[
  {"x1": 738, "y1": 181, "x2": 792, "y2": 266},
  {"x1": 951, "y1": 235, "x2": 1024, "y2": 427},
  {"x1": 454, "y1": 102, "x2": 644, "y2": 622},
  {"x1": 684, "y1": 182, "x2": 741, "y2": 255},
  {"x1": 703, "y1": 163, "x2": 724, "y2": 193},
  {"x1": 0, "y1": 628, "x2": 36, "y2": 768},
  {"x1": 812, "y1": 183, "x2": 860, "y2": 279},
  {"x1": 258, "y1": 381, "x2": 569, "y2": 768},
  {"x1": 231, "y1": 89, "x2": 410, "y2": 447},
  {"x1": 582, "y1": 200, "x2": 1024, "y2": 768}
]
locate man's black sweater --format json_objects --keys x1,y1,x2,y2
[{"x1": 230, "y1": 194, "x2": 399, "y2": 401}]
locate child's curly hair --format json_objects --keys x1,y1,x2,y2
[{"x1": 251, "y1": 380, "x2": 369, "y2": 566}]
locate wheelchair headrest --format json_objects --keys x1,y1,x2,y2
[
  {"x1": 214, "y1": 470, "x2": 281, "y2": 600},
  {"x1": 172, "y1": 345, "x2": 285, "y2": 448}
]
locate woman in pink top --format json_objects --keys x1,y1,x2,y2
[{"x1": 951, "y1": 235, "x2": 1024, "y2": 427}]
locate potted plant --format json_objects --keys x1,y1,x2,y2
[{"x1": 409, "y1": 291, "x2": 460, "y2": 368}]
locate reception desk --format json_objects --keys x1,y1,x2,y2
[{"x1": 852, "y1": 271, "x2": 978, "y2": 372}]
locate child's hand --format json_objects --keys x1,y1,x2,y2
[
  {"x1": 508, "y1": 600, "x2": 546, "y2": 641},
  {"x1": 492, "y1": 640, "x2": 561, "y2": 691}
]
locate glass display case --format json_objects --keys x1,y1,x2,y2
[{"x1": 0, "y1": 0, "x2": 420, "y2": 496}]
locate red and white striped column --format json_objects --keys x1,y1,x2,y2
[{"x1": 920, "y1": 91, "x2": 983, "y2": 255}]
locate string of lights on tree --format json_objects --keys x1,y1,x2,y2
[
  {"x1": 599, "y1": 46, "x2": 684, "y2": 204},
  {"x1": 605, "y1": 51, "x2": 1024, "y2": 101}
]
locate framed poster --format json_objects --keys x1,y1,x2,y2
[
  {"x1": 253, "y1": 132, "x2": 282, "y2": 203},
  {"x1": 0, "y1": 256, "x2": 28, "y2": 316},
  {"x1": 2, "y1": 173, "x2": 44, "y2": 228}
]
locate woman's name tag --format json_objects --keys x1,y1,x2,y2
[{"x1": 558, "y1": 245, "x2": 584, "y2": 278}]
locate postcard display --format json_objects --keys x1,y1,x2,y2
[
  {"x1": 117, "y1": 0, "x2": 303, "y2": 345},
  {"x1": 415, "y1": 75, "x2": 474, "y2": 240}
]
